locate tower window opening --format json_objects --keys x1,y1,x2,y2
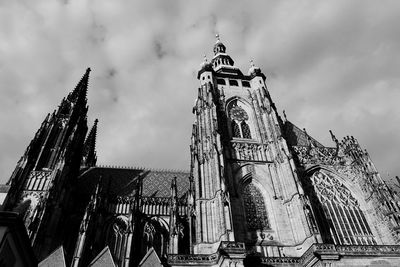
[
  {"x1": 242, "y1": 81, "x2": 250, "y2": 87},
  {"x1": 229, "y1": 80, "x2": 238, "y2": 86},
  {"x1": 241, "y1": 121, "x2": 252, "y2": 139},
  {"x1": 217, "y1": 79, "x2": 226, "y2": 85},
  {"x1": 231, "y1": 121, "x2": 241, "y2": 138},
  {"x1": 229, "y1": 103, "x2": 252, "y2": 139}
]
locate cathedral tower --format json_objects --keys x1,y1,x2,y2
[
  {"x1": 191, "y1": 36, "x2": 318, "y2": 257},
  {"x1": 3, "y1": 68, "x2": 97, "y2": 260}
]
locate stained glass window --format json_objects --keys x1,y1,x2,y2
[
  {"x1": 242, "y1": 183, "x2": 269, "y2": 230},
  {"x1": 310, "y1": 171, "x2": 376, "y2": 245}
]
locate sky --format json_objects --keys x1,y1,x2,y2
[{"x1": 1, "y1": 0, "x2": 400, "y2": 185}]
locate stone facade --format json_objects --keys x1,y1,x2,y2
[{"x1": 1, "y1": 38, "x2": 400, "y2": 266}]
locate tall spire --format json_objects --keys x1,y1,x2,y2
[
  {"x1": 68, "y1": 68, "x2": 91, "y2": 104},
  {"x1": 82, "y1": 119, "x2": 98, "y2": 167}
]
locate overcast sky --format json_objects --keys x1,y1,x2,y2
[{"x1": 1, "y1": 0, "x2": 400, "y2": 185}]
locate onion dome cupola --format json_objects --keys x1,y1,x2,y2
[
  {"x1": 211, "y1": 34, "x2": 239, "y2": 74},
  {"x1": 197, "y1": 55, "x2": 213, "y2": 80},
  {"x1": 213, "y1": 34, "x2": 226, "y2": 54}
]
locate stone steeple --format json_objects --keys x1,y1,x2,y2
[
  {"x1": 3, "y1": 68, "x2": 93, "y2": 259},
  {"x1": 82, "y1": 119, "x2": 98, "y2": 168}
]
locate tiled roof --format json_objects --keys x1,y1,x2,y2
[
  {"x1": 78, "y1": 166, "x2": 190, "y2": 198},
  {"x1": 284, "y1": 120, "x2": 324, "y2": 148}
]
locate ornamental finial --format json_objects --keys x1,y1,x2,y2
[
  {"x1": 216, "y1": 33, "x2": 220, "y2": 42},
  {"x1": 283, "y1": 110, "x2": 287, "y2": 121},
  {"x1": 203, "y1": 54, "x2": 208, "y2": 63},
  {"x1": 250, "y1": 59, "x2": 255, "y2": 67}
]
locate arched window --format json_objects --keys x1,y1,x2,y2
[
  {"x1": 228, "y1": 101, "x2": 253, "y2": 139},
  {"x1": 242, "y1": 183, "x2": 269, "y2": 230},
  {"x1": 106, "y1": 216, "x2": 129, "y2": 265},
  {"x1": 231, "y1": 121, "x2": 241, "y2": 138},
  {"x1": 309, "y1": 171, "x2": 376, "y2": 245},
  {"x1": 141, "y1": 219, "x2": 169, "y2": 260},
  {"x1": 217, "y1": 78, "x2": 226, "y2": 85},
  {"x1": 241, "y1": 121, "x2": 252, "y2": 139},
  {"x1": 229, "y1": 80, "x2": 239, "y2": 86}
]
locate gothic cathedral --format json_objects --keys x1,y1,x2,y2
[{"x1": 1, "y1": 37, "x2": 400, "y2": 267}]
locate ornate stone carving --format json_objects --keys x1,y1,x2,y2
[{"x1": 231, "y1": 141, "x2": 271, "y2": 162}]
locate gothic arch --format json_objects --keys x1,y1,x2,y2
[
  {"x1": 141, "y1": 217, "x2": 169, "y2": 260},
  {"x1": 233, "y1": 164, "x2": 275, "y2": 198},
  {"x1": 304, "y1": 168, "x2": 377, "y2": 245},
  {"x1": 241, "y1": 181, "x2": 270, "y2": 231},
  {"x1": 105, "y1": 215, "x2": 130, "y2": 265},
  {"x1": 225, "y1": 98, "x2": 257, "y2": 140}
]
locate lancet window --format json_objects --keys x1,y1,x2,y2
[
  {"x1": 310, "y1": 171, "x2": 376, "y2": 245},
  {"x1": 142, "y1": 219, "x2": 169, "y2": 259},
  {"x1": 228, "y1": 101, "x2": 252, "y2": 139},
  {"x1": 242, "y1": 183, "x2": 269, "y2": 230},
  {"x1": 106, "y1": 216, "x2": 129, "y2": 265},
  {"x1": 231, "y1": 121, "x2": 241, "y2": 138}
]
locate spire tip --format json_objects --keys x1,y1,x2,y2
[{"x1": 215, "y1": 33, "x2": 220, "y2": 42}]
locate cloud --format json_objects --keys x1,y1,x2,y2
[{"x1": 1, "y1": 0, "x2": 400, "y2": 185}]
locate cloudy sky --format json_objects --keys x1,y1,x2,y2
[{"x1": 1, "y1": 0, "x2": 400, "y2": 185}]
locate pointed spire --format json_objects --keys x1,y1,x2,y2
[
  {"x1": 329, "y1": 130, "x2": 339, "y2": 144},
  {"x1": 83, "y1": 119, "x2": 98, "y2": 167},
  {"x1": 283, "y1": 110, "x2": 287, "y2": 122},
  {"x1": 68, "y1": 68, "x2": 91, "y2": 104},
  {"x1": 171, "y1": 176, "x2": 178, "y2": 198}
]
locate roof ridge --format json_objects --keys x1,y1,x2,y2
[{"x1": 95, "y1": 164, "x2": 189, "y2": 173}]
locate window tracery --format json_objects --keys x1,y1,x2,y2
[
  {"x1": 241, "y1": 121, "x2": 252, "y2": 139},
  {"x1": 242, "y1": 183, "x2": 269, "y2": 230},
  {"x1": 310, "y1": 171, "x2": 376, "y2": 245},
  {"x1": 228, "y1": 101, "x2": 253, "y2": 139},
  {"x1": 231, "y1": 121, "x2": 241, "y2": 138},
  {"x1": 142, "y1": 219, "x2": 169, "y2": 259},
  {"x1": 106, "y1": 216, "x2": 129, "y2": 264}
]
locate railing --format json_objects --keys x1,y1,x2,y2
[
  {"x1": 24, "y1": 170, "x2": 52, "y2": 191},
  {"x1": 168, "y1": 243, "x2": 400, "y2": 265}
]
